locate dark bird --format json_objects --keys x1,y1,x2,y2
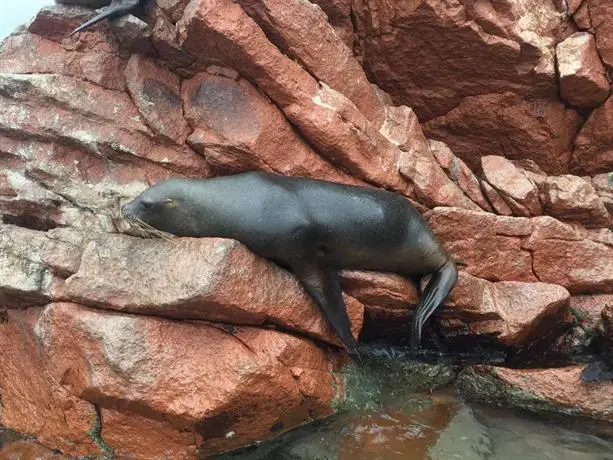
[{"x1": 67, "y1": 0, "x2": 144, "y2": 37}]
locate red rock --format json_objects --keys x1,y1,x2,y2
[
  {"x1": 397, "y1": 113, "x2": 481, "y2": 210},
  {"x1": 27, "y1": 5, "x2": 93, "y2": 42},
  {"x1": 440, "y1": 273, "x2": 571, "y2": 349},
  {"x1": 0, "y1": 33, "x2": 88, "y2": 82},
  {"x1": 38, "y1": 302, "x2": 342, "y2": 457},
  {"x1": 182, "y1": 71, "x2": 362, "y2": 184},
  {"x1": 340, "y1": 270, "x2": 419, "y2": 312},
  {"x1": 429, "y1": 140, "x2": 493, "y2": 212},
  {"x1": 0, "y1": 225, "x2": 53, "y2": 308},
  {"x1": 63, "y1": 234, "x2": 364, "y2": 348},
  {"x1": 542, "y1": 175, "x2": 610, "y2": 227},
  {"x1": 592, "y1": 172, "x2": 613, "y2": 212},
  {"x1": 427, "y1": 208, "x2": 535, "y2": 282},
  {"x1": 0, "y1": 308, "x2": 98, "y2": 457},
  {"x1": 522, "y1": 215, "x2": 582, "y2": 248},
  {"x1": 351, "y1": 0, "x2": 564, "y2": 121},
  {"x1": 0, "y1": 73, "x2": 146, "y2": 133},
  {"x1": 570, "y1": 294, "x2": 613, "y2": 333},
  {"x1": 0, "y1": 440, "x2": 65, "y2": 459},
  {"x1": 236, "y1": 0, "x2": 386, "y2": 128},
  {"x1": 573, "y1": 1, "x2": 592, "y2": 30},
  {"x1": 105, "y1": 14, "x2": 158, "y2": 57},
  {"x1": 101, "y1": 409, "x2": 202, "y2": 460},
  {"x1": 151, "y1": 12, "x2": 195, "y2": 68},
  {"x1": 42, "y1": 228, "x2": 86, "y2": 278},
  {"x1": 572, "y1": 96, "x2": 613, "y2": 175},
  {"x1": 124, "y1": 54, "x2": 191, "y2": 145},
  {"x1": 566, "y1": 0, "x2": 584, "y2": 15},
  {"x1": 78, "y1": 52, "x2": 127, "y2": 91},
  {"x1": 0, "y1": 91, "x2": 210, "y2": 179},
  {"x1": 341, "y1": 269, "x2": 570, "y2": 349},
  {"x1": 0, "y1": 134, "x2": 179, "y2": 232},
  {"x1": 588, "y1": 0, "x2": 613, "y2": 68},
  {"x1": 531, "y1": 238, "x2": 613, "y2": 293},
  {"x1": 481, "y1": 155, "x2": 542, "y2": 216},
  {"x1": 557, "y1": 32, "x2": 610, "y2": 109},
  {"x1": 424, "y1": 93, "x2": 582, "y2": 175},
  {"x1": 458, "y1": 365, "x2": 613, "y2": 423},
  {"x1": 309, "y1": 0, "x2": 354, "y2": 46},
  {"x1": 157, "y1": 0, "x2": 191, "y2": 23},
  {"x1": 178, "y1": 0, "x2": 409, "y2": 195},
  {"x1": 481, "y1": 181, "x2": 514, "y2": 216}
]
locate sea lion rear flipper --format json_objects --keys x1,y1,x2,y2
[
  {"x1": 292, "y1": 262, "x2": 361, "y2": 361},
  {"x1": 410, "y1": 258, "x2": 458, "y2": 352},
  {"x1": 67, "y1": 0, "x2": 140, "y2": 37}
]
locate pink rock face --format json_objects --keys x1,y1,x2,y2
[
  {"x1": 572, "y1": 96, "x2": 613, "y2": 175},
  {"x1": 37, "y1": 302, "x2": 342, "y2": 457},
  {"x1": 427, "y1": 208, "x2": 535, "y2": 282},
  {"x1": 63, "y1": 234, "x2": 364, "y2": 348},
  {"x1": 342, "y1": 269, "x2": 570, "y2": 349},
  {"x1": 556, "y1": 32, "x2": 610, "y2": 109},
  {"x1": 397, "y1": 116, "x2": 482, "y2": 210},
  {"x1": 427, "y1": 208, "x2": 613, "y2": 294},
  {"x1": 351, "y1": 0, "x2": 564, "y2": 121},
  {"x1": 424, "y1": 93, "x2": 582, "y2": 175},
  {"x1": 178, "y1": 0, "x2": 410, "y2": 195},
  {"x1": 542, "y1": 175, "x2": 611, "y2": 227},
  {"x1": 124, "y1": 54, "x2": 191, "y2": 145},
  {"x1": 0, "y1": 308, "x2": 99, "y2": 457},
  {"x1": 100, "y1": 409, "x2": 203, "y2": 460},
  {"x1": 481, "y1": 156, "x2": 542, "y2": 216},
  {"x1": 236, "y1": 0, "x2": 386, "y2": 128},
  {"x1": 588, "y1": 0, "x2": 613, "y2": 69},
  {"x1": 182, "y1": 71, "x2": 361, "y2": 184},
  {"x1": 459, "y1": 365, "x2": 613, "y2": 423},
  {"x1": 531, "y1": 238, "x2": 613, "y2": 294},
  {"x1": 429, "y1": 140, "x2": 493, "y2": 212}
]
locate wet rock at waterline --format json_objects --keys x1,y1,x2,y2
[{"x1": 457, "y1": 365, "x2": 613, "y2": 424}]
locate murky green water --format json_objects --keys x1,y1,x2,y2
[
  {"x1": 216, "y1": 346, "x2": 613, "y2": 460},
  {"x1": 2, "y1": 346, "x2": 613, "y2": 459}
]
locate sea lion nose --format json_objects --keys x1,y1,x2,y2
[{"x1": 121, "y1": 201, "x2": 134, "y2": 217}]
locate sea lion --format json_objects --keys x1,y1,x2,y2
[
  {"x1": 121, "y1": 171, "x2": 458, "y2": 356},
  {"x1": 67, "y1": 0, "x2": 145, "y2": 37}
]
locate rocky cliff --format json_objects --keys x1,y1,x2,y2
[{"x1": 0, "y1": 0, "x2": 612, "y2": 458}]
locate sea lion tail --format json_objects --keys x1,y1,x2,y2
[{"x1": 410, "y1": 258, "x2": 458, "y2": 352}]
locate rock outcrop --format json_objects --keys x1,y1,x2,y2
[{"x1": 1, "y1": 0, "x2": 612, "y2": 457}]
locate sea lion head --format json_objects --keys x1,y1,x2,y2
[{"x1": 121, "y1": 178, "x2": 197, "y2": 238}]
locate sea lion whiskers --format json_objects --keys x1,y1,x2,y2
[{"x1": 130, "y1": 217, "x2": 176, "y2": 240}]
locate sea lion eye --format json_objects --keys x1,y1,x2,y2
[
  {"x1": 141, "y1": 199, "x2": 154, "y2": 209},
  {"x1": 164, "y1": 198, "x2": 173, "y2": 205}
]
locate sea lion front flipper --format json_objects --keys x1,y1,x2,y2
[
  {"x1": 410, "y1": 259, "x2": 458, "y2": 352},
  {"x1": 292, "y1": 261, "x2": 361, "y2": 359},
  {"x1": 67, "y1": 0, "x2": 141, "y2": 37}
]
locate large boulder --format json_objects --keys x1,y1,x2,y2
[
  {"x1": 62, "y1": 233, "x2": 364, "y2": 348},
  {"x1": 36, "y1": 303, "x2": 344, "y2": 455}
]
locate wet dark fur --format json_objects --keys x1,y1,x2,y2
[{"x1": 122, "y1": 171, "x2": 458, "y2": 356}]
